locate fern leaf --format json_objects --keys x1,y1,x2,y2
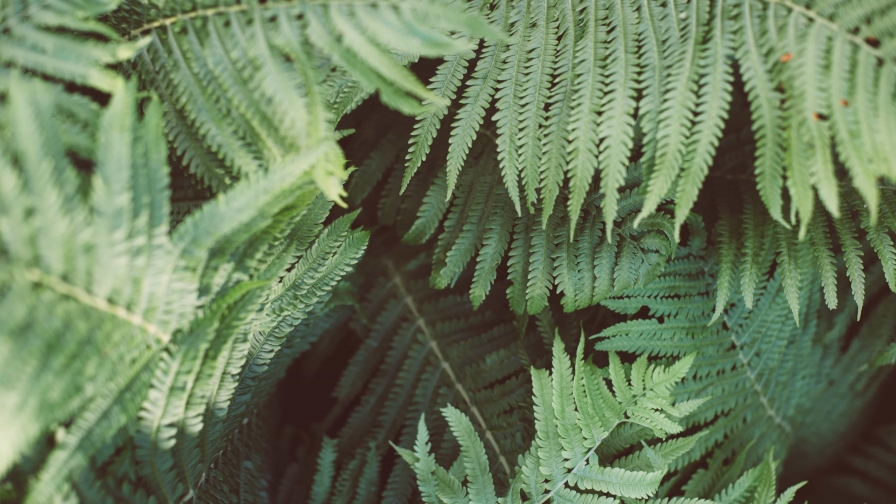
[
  {"x1": 574, "y1": 465, "x2": 665, "y2": 499},
  {"x1": 532, "y1": 368, "x2": 567, "y2": 484},
  {"x1": 808, "y1": 207, "x2": 838, "y2": 309},
  {"x1": 858, "y1": 196, "x2": 896, "y2": 292},
  {"x1": 829, "y1": 36, "x2": 880, "y2": 222},
  {"x1": 636, "y1": 0, "x2": 705, "y2": 228},
  {"x1": 517, "y1": 0, "x2": 558, "y2": 210},
  {"x1": 538, "y1": 0, "x2": 577, "y2": 226},
  {"x1": 310, "y1": 439, "x2": 338, "y2": 504},
  {"x1": 471, "y1": 186, "x2": 515, "y2": 308},
  {"x1": 445, "y1": 0, "x2": 507, "y2": 198},
  {"x1": 508, "y1": 206, "x2": 534, "y2": 314},
  {"x1": 442, "y1": 405, "x2": 499, "y2": 504},
  {"x1": 711, "y1": 210, "x2": 738, "y2": 323},
  {"x1": 675, "y1": 0, "x2": 734, "y2": 238},
  {"x1": 493, "y1": 0, "x2": 533, "y2": 215},
  {"x1": 835, "y1": 204, "x2": 866, "y2": 316},
  {"x1": 566, "y1": 0, "x2": 604, "y2": 234},
  {"x1": 598, "y1": 0, "x2": 639, "y2": 234},
  {"x1": 775, "y1": 226, "x2": 801, "y2": 324},
  {"x1": 735, "y1": 0, "x2": 785, "y2": 225},
  {"x1": 404, "y1": 49, "x2": 475, "y2": 191},
  {"x1": 799, "y1": 21, "x2": 840, "y2": 221},
  {"x1": 739, "y1": 201, "x2": 770, "y2": 309},
  {"x1": 527, "y1": 205, "x2": 558, "y2": 314}
]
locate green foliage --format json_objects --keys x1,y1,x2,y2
[
  {"x1": 279, "y1": 251, "x2": 546, "y2": 502},
  {"x1": 709, "y1": 187, "x2": 896, "y2": 322},
  {"x1": 4, "y1": 0, "x2": 896, "y2": 503},
  {"x1": 0, "y1": 73, "x2": 368, "y2": 501},
  {"x1": 108, "y1": 0, "x2": 500, "y2": 197},
  {"x1": 400, "y1": 0, "x2": 896, "y2": 242},
  {"x1": 394, "y1": 335, "x2": 803, "y2": 503},
  {"x1": 353, "y1": 135, "x2": 675, "y2": 315},
  {"x1": 595, "y1": 218, "x2": 896, "y2": 496}
]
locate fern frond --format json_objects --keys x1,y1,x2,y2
[
  {"x1": 365, "y1": 144, "x2": 675, "y2": 314},
  {"x1": 596, "y1": 222, "x2": 896, "y2": 494},
  {"x1": 565, "y1": 0, "x2": 604, "y2": 233},
  {"x1": 113, "y1": 0, "x2": 499, "y2": 198},
  {"x1": 403, "y1": 333, "x2": 707, "y2": 502},
  {"x1": 636, "y1": 0, "x2": 706, "y2": 228},
  {"x1": 319, "y1": 253, "x2": 544, "y2": 500}
]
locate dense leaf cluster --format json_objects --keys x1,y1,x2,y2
[{"x1": 2, "y1": 1, "x2": 896, "y2": 503}]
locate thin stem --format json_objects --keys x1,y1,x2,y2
[
  {"x1": 384, "y1": 260, "x2": 512, "y2": 477},
  {"x1": 22, "y1": 267, "x2": 171, "y2": 344},
  {"x1": 127, "y1": 0, "x2": 407, "y2": 38},
  {"x1": 725, "y1": 314, "x2": 793, "y2": 434}
]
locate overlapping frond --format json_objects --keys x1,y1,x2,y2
[
  {"x1": 352, "y1": 132, "x2": 676, "y2": 314},
  {"x1": 595, "y1": 218, "x2": 896, "y2": 495},
  {"x1": 710, "y1": 186, "x2": 896, "y2": 322},
  {"x1": 0, "y1": 65, "x2": 367, "y2": 502},
  {"x1": 399, "y1": 0, "x2": 896, "y2": 241},
  {"x1": 109, "y1": 0, "x2": 500, "y2": 195},
  {"x1": 301, "y1": 250, "x2": 545, "y2": 503},
  {"x1": 398, "y1": 334, "x2": 803, "y2": 503}
]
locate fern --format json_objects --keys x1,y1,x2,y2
[
  {"x1": 710, "y1": 185, "x2": 896, "y2": 322},
  {"x1": 596, "y1": 217, "x2": 896, "y2": 494},
  {"x1": 295, "y1": 250, "x2": 547, "y2": 502},
  {"x1": 354, "y1": 136, "x2": 676, "y2": 314},
  {"x1": 109, "y1": 0, "x2": 501, "y2": 195},
  {"x1": 395, "y1": 334, "x2": 803, "y2": 503},
  {"x1": 0, "y1": 64, "x2": 366, "y2": 503},
  {"x1": 5, "y1": 1, "x2": 896, "y2": 502},
  {"x1": 397, "y1": 0, "x2": 896, "y2": 241}
]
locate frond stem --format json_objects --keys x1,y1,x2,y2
[
  {"x1": 725, "y1": 315, "x2": 792, "y2": 434},
  {"x1": 767, "y1": 0, "x2": 883, "y2": 59},
  {"x1": 21, "y1": 267, "x2": 171, "y2": 344},
  {"x1": 384, "y1": 260, "x2": 512, "y2": 477},
  {"x1": 127, "y1": 0, "x2": 407, "y2": 38}
]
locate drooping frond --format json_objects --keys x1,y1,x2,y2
[
  {"x1": 395, "y1": 0, "x2": 896, "y2": 240},
  {"x1": 0, "y1": 62, "x2": 367, "y2": 501},
  {"x1": 0, "y1": 0, "x2": 146, "y2": 93},
  {"x1": 108, "y1": 0, "x2": 501, "y2": 195},
  {"x1": 710, "y1": 185, "x2": 896, "y2": 322},
  {"x1": 352, "y1": 134, "x2": 675, "y2": 314}
]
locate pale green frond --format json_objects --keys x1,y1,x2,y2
[
  {"x1": 565, "y1": 0, "x2": 604, "y2": 234},
  {"x1": 674, "y1": 0, "x2": 734, "y2": 239},
  {"x1": 734, "y1": 0, "x2": 786, "y2": 225},
  {"x1": 598, "y1": 0, "x2": 639, "y2": 235},
  {"x1": 443, "y1": 404, "x2": 499, "y2": 504},
  {"x1": 404, "y1": 48, "x2": 475, "y2": 191},
  {"x1": 636, "y1": 0, "x2": 705, "y2": 228}
]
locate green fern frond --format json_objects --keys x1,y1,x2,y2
[
  {"x1": 111, "y1": 0, "x2": 499, "y2": 198},
  {"x1": 316, "y1": 253, "x2": 543, "y2": 501},
  {"x1": 399, "y1": 333, "x2": 810, "y2": 503},
  {"x1": 596, "y1": 219, "x2": 896, "y2": 494},
  {"x1": 362, "y1": 142, "x2": 675, "y2": 314},
  {"x1": 1, "y1": 61, "x2": 365, "y2": 501},
  {"x1": 394, "y1": 0, "x2": 896, "y2": 245}
]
